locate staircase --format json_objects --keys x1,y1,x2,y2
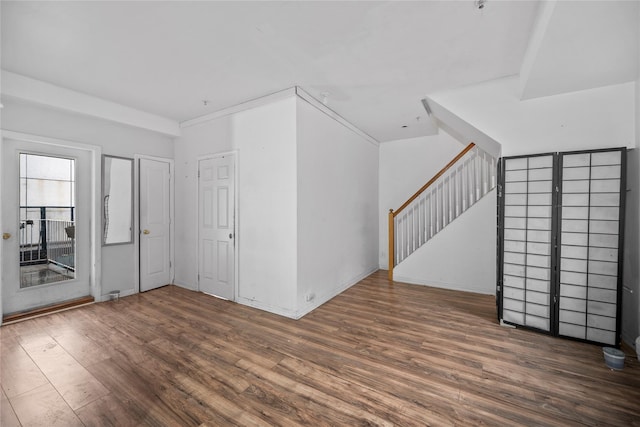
[{"x1": 388, "y1": 143, "x2": 497, "y2": 280}]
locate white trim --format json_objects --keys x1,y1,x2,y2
[
  {"x1": 294, "y1": 87, "x2": 379, "y2": 147},
  {"x1": 195, "y1": 150, "x2": 239, "y2": 301},
  {"x1": 181, "y1": 88, "x2": 297, "y2": 128},
  {"x1": 2, "y1": 70, "x2": 181, "y2": 137},
  {"x1": 134, "y1": 154, "x2": 175, "y2": 293},
  {"x1": 180, "y1": 86, "x2": 379, "y2": 147},
  {"x1": 0, "y1": 130, "x2": 103, "y2": 320}
]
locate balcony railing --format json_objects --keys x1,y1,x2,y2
[{"x1": 19, "y1": 206, "x2": 75, "y2": 272}]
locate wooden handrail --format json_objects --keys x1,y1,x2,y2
[
  {"x1": 388, "y1": 142, "x2": 476, "y2": 281},
  {"x1": 393, "y1": 143, "x2": 475, "y2": 218}
]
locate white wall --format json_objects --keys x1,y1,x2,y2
[
  {"x1": 173, "y1": 116, "x2": 234, "y2": 289},
  {"x1": 378, "y1": 131, "x2": 496, "y2": 294},
  {"x1": 378, "y1": 132, "x2": 465, "y2": 269},
  {"x1": 296, "y1": 97, "x2": 379, "y2": 315},
  {"x1": 1, "y1": 99, "x2": 174, "y2": 298},
  {"x1": 393, "y1": 189, "x2": 497, "y2": 295},
  {"x1": 430, "y1": 77, "x2": 636, "y2": 156},
  {"x1": 174, "y1": 96, "x2": 299, "y2": 316},
  {"x1": 175, "y1": 94, "x2": 380, "y2": 319},
  {"x1": 233, "y1": 97, "x2": 298, "y2": 316}
]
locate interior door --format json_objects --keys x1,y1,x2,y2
[
  {"x1": 1, "y1": 138, "x2": 92, "y2": 315},
  {"x1": 139, "y1": 157, "x2": 171, "y2": 292},
  {"x1": 198, "y1": 154, "x2": 235, "y2": 300}
]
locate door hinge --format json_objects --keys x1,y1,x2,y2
[{"x1": 198, "y1": 170, "x2": 200, "y2": 178}]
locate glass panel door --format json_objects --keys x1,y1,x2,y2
[
  {"x1": 2, "y1": 138, "x2": 91, "y2": 316},
  {"x1": 19, "y1": 153, "x2": 76, "y2": 287}
]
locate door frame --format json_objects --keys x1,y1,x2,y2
[
  {"x1": 0, "y1": 130, "x2": 102, "y2": 323},
  {"x1": 197, "y1": 151, "x2": 239, "y2": 300},
  {"x1": 134, "y1": 154, "x2": 174, "y2": 293}
]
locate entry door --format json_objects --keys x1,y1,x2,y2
[
  {"x1": 198, "y1": 154, "x2": 235, "y2": 300},
  {"x1": 139, "y1": 158, "x2": 171, "y2": 292},
  {"x1": 1, "y1": 138, "x2": 92, "y2": 315}
]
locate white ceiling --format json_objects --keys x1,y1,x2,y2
[
  {"x1": 1, "y1": 1, "x2": 636, "y2": 142},
  {"x1": 520, "y1": 0, "x2": 639, "y2": 100}
]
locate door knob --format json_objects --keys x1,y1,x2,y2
[
  {"x1": 2, "y1": 233, "x2": 10, "y2": 240},
  {"x1": 143, "y1": 229, "x2": 150, "y2": 235}
]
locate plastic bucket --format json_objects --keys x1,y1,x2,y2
[{"x1": 603, "y1": 347, "x2": 625, "y2": 370}]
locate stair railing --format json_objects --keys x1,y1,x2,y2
[{"x1": 388, "y1": 143, "x2": 496, "y2": 280}]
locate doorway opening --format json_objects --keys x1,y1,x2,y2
[{"x1": 19, "y1": 153, "x2": 76, "y2": 288}]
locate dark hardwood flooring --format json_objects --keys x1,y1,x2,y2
[{"x1": 1, "y1": 270, "x2": 639, "y2": 426}]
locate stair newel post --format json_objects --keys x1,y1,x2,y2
[{"x1": 388, "y1": 209, "x2": 395, "y2": 281}]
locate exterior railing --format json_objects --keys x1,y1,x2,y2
[
  {"x1": 19, "y1": 206, "x2": 75, "y2": 271},
  {"x1": 388, "y1": 143, "x2": 496, "y2": 280}
]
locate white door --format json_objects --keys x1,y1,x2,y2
[
  {"x1": 139, "y1": 158, "x2": 171, "y2": 292},
  {"x1": 1, "y1": 138, "x2": 92, "y2": 315},
  {"x1": 198, "y1": 154, "x2": 235, "y2": 300}
]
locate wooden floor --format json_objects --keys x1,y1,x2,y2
[{"x1": 1, "y1": 271, "x2": 639, "y2": 426}]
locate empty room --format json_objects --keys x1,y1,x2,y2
[{"x1": 1, "y1": 1, "x2": 639, "y2": 425}]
